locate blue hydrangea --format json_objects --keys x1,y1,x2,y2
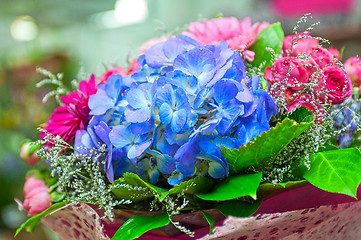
[{"x1": 79, "y1": 34, "x2": 277, "y2": 184}]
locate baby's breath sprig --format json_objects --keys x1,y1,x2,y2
[{"x1": 35, "y1": 129, "x2": 132, "y2": 220}]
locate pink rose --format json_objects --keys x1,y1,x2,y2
[
  {"x1": 264, "y1": 57, "x2": 309, "y2": 91},
  {"x1": 328, "y1": 48, "x2": 341, "y2": 61},
  {"x1": 307, "y1": 47, "x2": 334, "y2": 69},
  {"x1": 20, "y1": 142, "x2": 40, "y2": 165},
  {"x1": 317, "y1": 65, "x2": 352, "y2": 104},
  {"x1": 282, "y1": 33, "x2": 319, "y2": 57},
  {"x1": 287, "y1": 94, "x2": 319, "y2": 113},
  {"x1": 23, "y1": 175, "x2": 52, "y2": 216},
  {"x1": 344, "y1": 57, "x2": 361, "y2": 87}
]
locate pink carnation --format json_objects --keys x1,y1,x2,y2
[
  {"x1": 183, "y1": 17, "x2": 269, "y2": 61},
  {"x1": 316, "y1": 65, "x2": 352, "y2": 104},
  {"x1": 41, "y1": 75, "x2": 97, "y2": 144},
  {"x1": 23, "y1": 175, "x2": 52, "y2": 217},
  {"x1": 344, "y1": 56, "x2": 361, "y2": 87}
]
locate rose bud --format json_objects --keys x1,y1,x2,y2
[
  {"x1": 20, "y1": 142, "x2": 40, "y2": 165},
  {"x1": 23, "y1": 175, "x2": 52, "y2": 217}
]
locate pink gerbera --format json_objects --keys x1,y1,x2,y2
[
  {"x1": 41, "y1": 75, "x2": 97, "y2": 144},
  {"x1": 183, "y1": 17, "x2": 269, "y2": 61}
]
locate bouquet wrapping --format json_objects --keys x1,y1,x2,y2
[{"x1": 17, "y1": 14, "x2": 361, "y2": 240}]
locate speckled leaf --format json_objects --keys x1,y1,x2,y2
[
  {"x1": 222, "y1": 118, "x2": 312, "y2": 174},
  {"x1": 111, "y1": 173, "x2": 167, "y2": 202},
  {"x1": 196, "y1": 172, "x2": 262, "y2": 201},
  {"x1": 111, "y1": 213, "x2": 170, "y2": 240},
  {"x1": 302, "y1": 148, "x2": 361, "y2": 198},
  {"x1": 249, "y1": 22, "x2": 284, "y2": 71}
]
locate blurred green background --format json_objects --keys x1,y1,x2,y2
[{"x1": 1, "y1": 0, "x2": 361, "y2": 239}]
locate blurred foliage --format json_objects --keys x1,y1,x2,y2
[{"x1": 0, "y1": 50, "x2": 78, "y2": 233}]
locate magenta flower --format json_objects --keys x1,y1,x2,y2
[
  {"x1": 23, "y1": 175, "x2": 52, "y2": 217},
  {"x1": 183, "y1": 17, "x2": 269, "y2": 61},
  {"x1": 41, "y1": 75, "x2": 97, "y2": 144},
  {"x1": 316, "y1": 65, "x2": 352, "y2": 104}
]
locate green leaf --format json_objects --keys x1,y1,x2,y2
[
  {"x1": 278, "y1": 106, "x2": 314, "y2": 124},
  {"x1": 168, "y1": 176, "x2": 213, "y2": 196},
  {"x1": 111, "y1": 213, "x2": 170, "y2": 240},
  {"x1": 111, "y1": 173, "x2": 168, "y2": 202},
  {"x1": 50, "y1": 191, "x2": 66, "y2": 202},
  {"x1": 196, "y1": 173, "x2": 262, "y2": 201},
  {"x1": 249, "y1": 22, "x2": 284, "y2": 71},
  {"x1": 216, "y1": 199, "x2": 262, "y2": 218},
  {"x1": 222, "y1": 118, "x2": 312, "y2": 173},
  {"x1": 15, "y1": 202, "x2": 66, "y2": 237},
  {"x1": 201, "y1": 211, "x2": 216, "y2": 235},
  {"x1": 257, "y1": 180, "x2": 308, "y2": 199},
  {"x1": 302, "y1": 148, "x2": 361, "y2": 198}
]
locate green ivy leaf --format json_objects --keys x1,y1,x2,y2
[
  {"x1": 111, "y1": 213, "x2": 170, "y2": 240},
  {"x1": 216, "y1": 199, "x2": 262, "y2": 218},
  {"x1": 257, "y1": 180, "x2": 308, "y2": 199},
  {"x1": 168, "y1": 176, "x2": 213, "y2": 196},
  {"x1": 222, "y1": 118, "x2": 312, "y2": 173},
  {"x1": 249, "y1": 22, "x2": 284, "y2": 71},
  {"x1": 111, "y1": 173, "x2": 167, "y2": 202},
  {"x1": 15, "y1": 202, "x2": 66, "y2": 237},
  {"x1": 196, "y1": 172, "x2": 262, "y2": 201},
  {"x1": 302, "y1": 148, "x2": 361, "y2": 198},
  {"x1": 201, "y1": 211, "x2": 216, "y2": 235}
]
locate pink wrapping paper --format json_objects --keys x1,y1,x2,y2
[{"x1": 42, "y1": 184, "x2": 361, "y2": 240}]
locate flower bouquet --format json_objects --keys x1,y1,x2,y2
[{"x1": 16, "y1": 14, "x2": 361, "y2": 239}]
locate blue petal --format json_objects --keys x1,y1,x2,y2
[
  {"x1": 129, "y1": 122, "x2": 153, "y2": 136},
  {"x1": 236, "y1": 83, "x2": 254, "y2": 103},
  {"x1": 174, "y1": 138, "x2": 200, "y2": 177},
  {"x1": 156, "y1": 84, "x2": 175, "y2": 108},
  {"x1": 126, "y1": 88, "x2": 149, "y2": 109},
  {"x1": 159, "y1": 103, "x2": 173, "y2": 125},
  {"x1": 88, "y1": 90, "x2": 115, "y2": 115},
  {"x1": 149, "y1": 169, "x2": 160, "y2": 184},
  {"x1": 208, "y1": 161, "x2": 227, "y2": 179},
  {"x1": 145, "y1": 42, "x2": 170, "y2": 68},
  {"x1": 128, "y1": 139, "x2": 152, "y2": 159},
  {"x1": 171, "y1": 108, "x2": 187, "y2": 133},
  {"x1": 105, "y1": 75, "x2": 123, "y2": 100},
  {"x1": 213, "y1": 137, "x2": 242, "y2": 149},
  {"x1": 165, "y1": 126, "x2": 189, "y2": 145},
  {"x1": 167, "y1": 172, "x2": 185, "y2": 186},
  {"x1": 213, "y1": 80, "x2": 238, "y2": 106},
  {"x1": 124, "y1": 107, "x2": 151, "y2": 123},
  {"x1": 109, "y1": 125, "x2": 131, "y2": 148},
  {"x1": 74, "y1": 130, "x2": 92, "y2": 155},
  {"x1": 94, "y1": 122, "x2": 111, "y2": 146}
]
